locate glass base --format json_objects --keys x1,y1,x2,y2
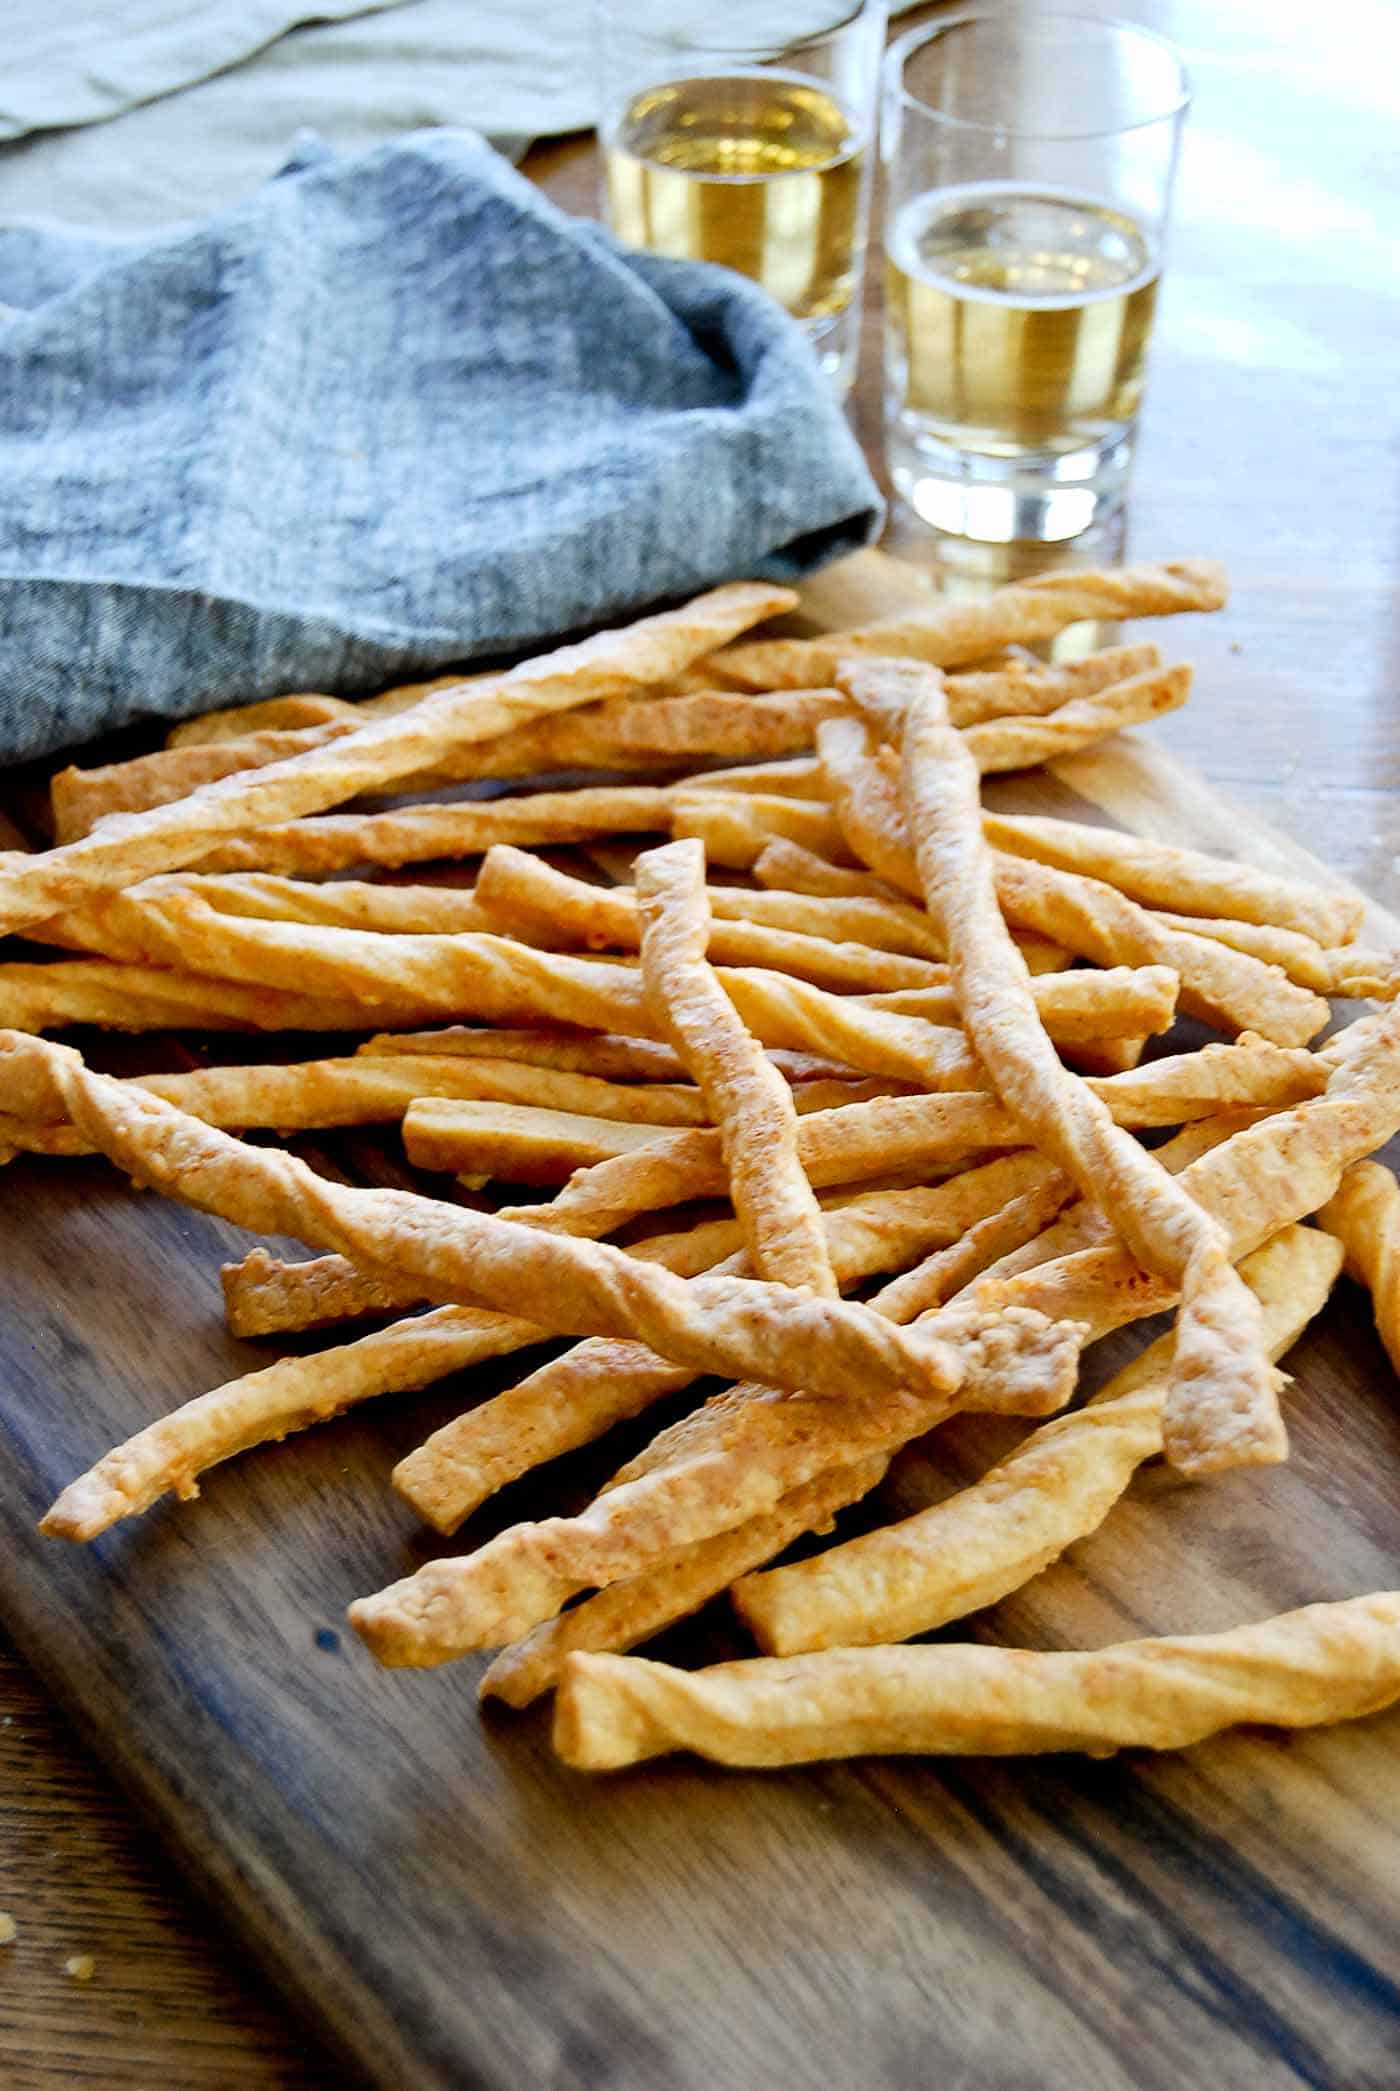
[
  {"x1": 804, "y1": 303, "x2": 860, "y2": 398},
  {"x1": 887, "y1": 415, "x2": 1136, "y2": 543}
]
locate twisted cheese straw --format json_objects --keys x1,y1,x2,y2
[
  {"x1": 734, "y1": 1225, "x2": 1343, "y2": 1655},
  {"x1": 392, "y1": 1152, "x2": 1067, "y2": 1536},
  {"x1": 479, "y1": 1458, "x2": 888, "y2": 1711},
  {"x1": 350, "y1": 1289, "x2": 1082, "y2": 1665},
  {"x1": 52, "y1": 690, "x2": 849, "y2": 837},
  {"x1": 980, "y1": 1005, "x2": 1400, "y2": 1355},
  {"x1": 939, "y1": 643, "x2": 1161, "y2": 727},
  {"x1": 57, "y1": 865, "x2": 950, "y2": 997},
  {"x1": 192, "y1": 785, "x2": 682, "y2": 873},
  {"x1": 885, "y1": 657, "x2": 1286, "y2": 1473},
  {"x1": 817, "y1": 714, "x2": 1328, "y2": 1047},
  {"x1": 36, "y1": 876, "x2": 490, "y2": 952},
  {"x1": 635, "y1": 838, "x2": 836, "y2": 1294},
  {"x1": 218, "y1": 1033, "x2": 1316, "y2": 1337},
  {"x1": 42, "y1": 1175, "x2": 997, "y2": 1543},
  {"x1": 0, "y1": 583, "x2": 793, "y2": 938},
  {"x1": 0, "y1": 1053, "x2": 708, "y2": 1159},
  {"x1": 162, "y1": 641, "x2": 1157, "y2": 750},
  {"x1": 46, "y1": 893, "x2": 1001, "y2": 1085},
  {"x1": 553, "y1": 1592, "x2": 1400, "y2": 1770},
  {"x1": 985, "y1": 811, "x2": 1365, "y2": 947},
  {"x1": 704, "y1": 559, "x2": 1227, "y2": 690},
  {"x1": 0, "y1": 1033, "x2": 973, "y2": 1410},
  {"x1": 0, "y1": 959, "x2": 379, "y2": 1035},
  {"x1": 190, "y1": 785, "x2": 841, "y2": 877},
  {"x1": 1318, "y1": 1160, "x2": 1400, "y2": 1375},
  {"x1": 960, "y1": 663, "x2": 1191, "y2": 769}
]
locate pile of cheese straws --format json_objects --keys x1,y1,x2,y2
[{"x1": 8, "y1": 561, "x2": 1400, "y2": 1771}]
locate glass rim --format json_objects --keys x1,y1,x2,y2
[
  {"x1": 884, "y1": 9, "x2": 1191, "y2": 142},
  {"x1": 594, "y1": 0, "x2": 873, "y2": 61}
]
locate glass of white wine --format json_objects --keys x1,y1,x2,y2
[
  {"x1": 596, "y1": 3, "x2": 887, "y2": 395},
  {"x1": 882, "y1": 10, "x2": 1189, "y2": 544}
]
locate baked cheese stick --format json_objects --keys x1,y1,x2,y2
[
  {"x1": 553, "y1": 1592, "x2": 1400, "y2": 1770},
  {"x1": 0, "y1": 584, "x2": 794, "y2": 938},
  {"x1": 874, "y1": 657, "x2": 1286, "y2": 1475},
  {"x1": 703, "y1": 559, "x2": 1227, "y2": 690},
  {"x1": 734, "y1": 1226, "x2": 1343, "y2": 1654},
  {"x1": 1318, "y1": 1160, "x2": 1400, "y2": 1376}
]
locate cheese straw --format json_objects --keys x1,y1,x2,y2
[
  {"x1": 392, "y1": 1152, "x2": 1068, "y2": 1536},
  {"x1": 635, "y1": 839, "x2": 835, "y2": 1293},
  {"x1": 854, "y1": 967, "x2": 1178, "y2": 1043},
  {"x1": 473, "y1": 844, "x2": 949, "y2": 979},
  {"x1": 191, "y1": 785, "x2": 682, "y2": 873},
  {"x1": 982, "y1": 1003, "x2": 1400, "y2": 1366},
  {"x1": 960, "y1": 663, "x2": 1190, "y2": 771},
  {"x1": 553, "y1": 1592, "x2": 1400, "y2": 1770},
  {"x1": 1318, "y1": 1160, "x2": 1400, "y2": 1375},
  {"x1": 0, "y1": 1034, "x2": 982, "y2": 1413},
  {"x1": 58, "y1": 688, "x2": 851, "y2": 837},
  {"x1": 986, "y1": 811, "x2": 1365, "y2": 947},
  {"x1": 0, "y1": 583, "x2": 793, "y2": 938},
  {"x1": 480, "y1": 1458, "x2": 888, "y2": 1711},
  {"x1": 818, "y1": 714, "x2": 1330, "y2": 1047},
  {"x1": 0, "y1": 959, "x2": 382, "y2": 1035},
  {"x1": 861, "y1": 657, "x2": 1287, "y2": 1474},
  {"x1": 52, "y1": 724, "x2": 352, "y2": 841},
  {"x1": 354, "y1": 1028, "x2": 709, "y2": 1080},
  {"x1": 167, "y1": 673, "x2": 465, "y2": 747},
  {"x1": 734, "y1": 1226, "x2": 1343, "y2": 1655},
  {"x1": 703, "y1": 559, "x2": 1227, "y2": 690},
  {"x1": 940, "y1": 643, "x2": 1161, "y2": 728},
  {"x1": 37, "y1": 876, "x2": 490, "y2": 952},
  {"x1": 45, "y1": 1204, "x2": 765, "y2": 1539},
  {"x1": 0, "y1": 1053, "x2": 710, "y2": 1160}
]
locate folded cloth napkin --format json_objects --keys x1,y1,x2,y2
[
  {"x1": 0, "y1": 4, "x2": 881, "y2": 230},
  {"x1": 3, "y1": 0, "x2": 416, "y2": 143},
  {"x1": 0, "y1": 130, "x2": 882, "y2": 763}
]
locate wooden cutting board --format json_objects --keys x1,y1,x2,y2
[{"x1": 4, "y1": 550, "x2": 1400, "y2": 2091}]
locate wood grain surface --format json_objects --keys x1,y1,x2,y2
[
  {"x1": 3, "y1": 0, "x2": 1399, "y2": 2084},
  {"x1": 3, "y1": 560, "x2": 1400, "y2": 2091}
]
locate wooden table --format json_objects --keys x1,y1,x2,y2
[{"x1": 2, "y1": 3, "x2": 1395, "y2": 2083}]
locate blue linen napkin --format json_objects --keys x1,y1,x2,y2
[{"x1": 0, "y1": 130, "x2": 882, "y2": 763}]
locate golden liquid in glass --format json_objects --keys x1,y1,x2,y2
[
  {"x1": 886, "y1": 185, "x2": 1160, "y2": 456},
  {"x1": 605, "y1": 73, "x2": 864, "y2": 321}
]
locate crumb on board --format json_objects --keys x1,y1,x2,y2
[
  {"x1": 64, "y1": 1953, "x2": 96, "y2": 1981},
  {"x1": 0, "y1": 1912, "x2": 16, "y2": 1945}
]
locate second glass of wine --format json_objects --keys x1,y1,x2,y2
[
  {"x1": 596, "y1": 2, "x2": 886, "y2": 395},
  {"x1": 882, "y1": 11, "x2": 1189, "y2": 544}
]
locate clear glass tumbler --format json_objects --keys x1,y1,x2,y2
[
  {"x1": 596, "y1": 2, "x2": 887, "y2": 395},
  {"x1": 882, "y1": 10, "x2": 1189, "y2": 543}
]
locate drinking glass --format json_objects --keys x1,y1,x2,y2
[
  {"x1": 882, "y1": 10, "x2": 1189, "y2": 543},
  {"x1": 596, "y1": 2, "x2": 887, "y2": 394}
]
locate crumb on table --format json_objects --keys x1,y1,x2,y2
[
  {"x1": 0, "y1": 1912, "x2": 16, "y2": 1945},
  {"x1": 64, "y1": 1953, "x2": 96, "y2": 1981}
]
